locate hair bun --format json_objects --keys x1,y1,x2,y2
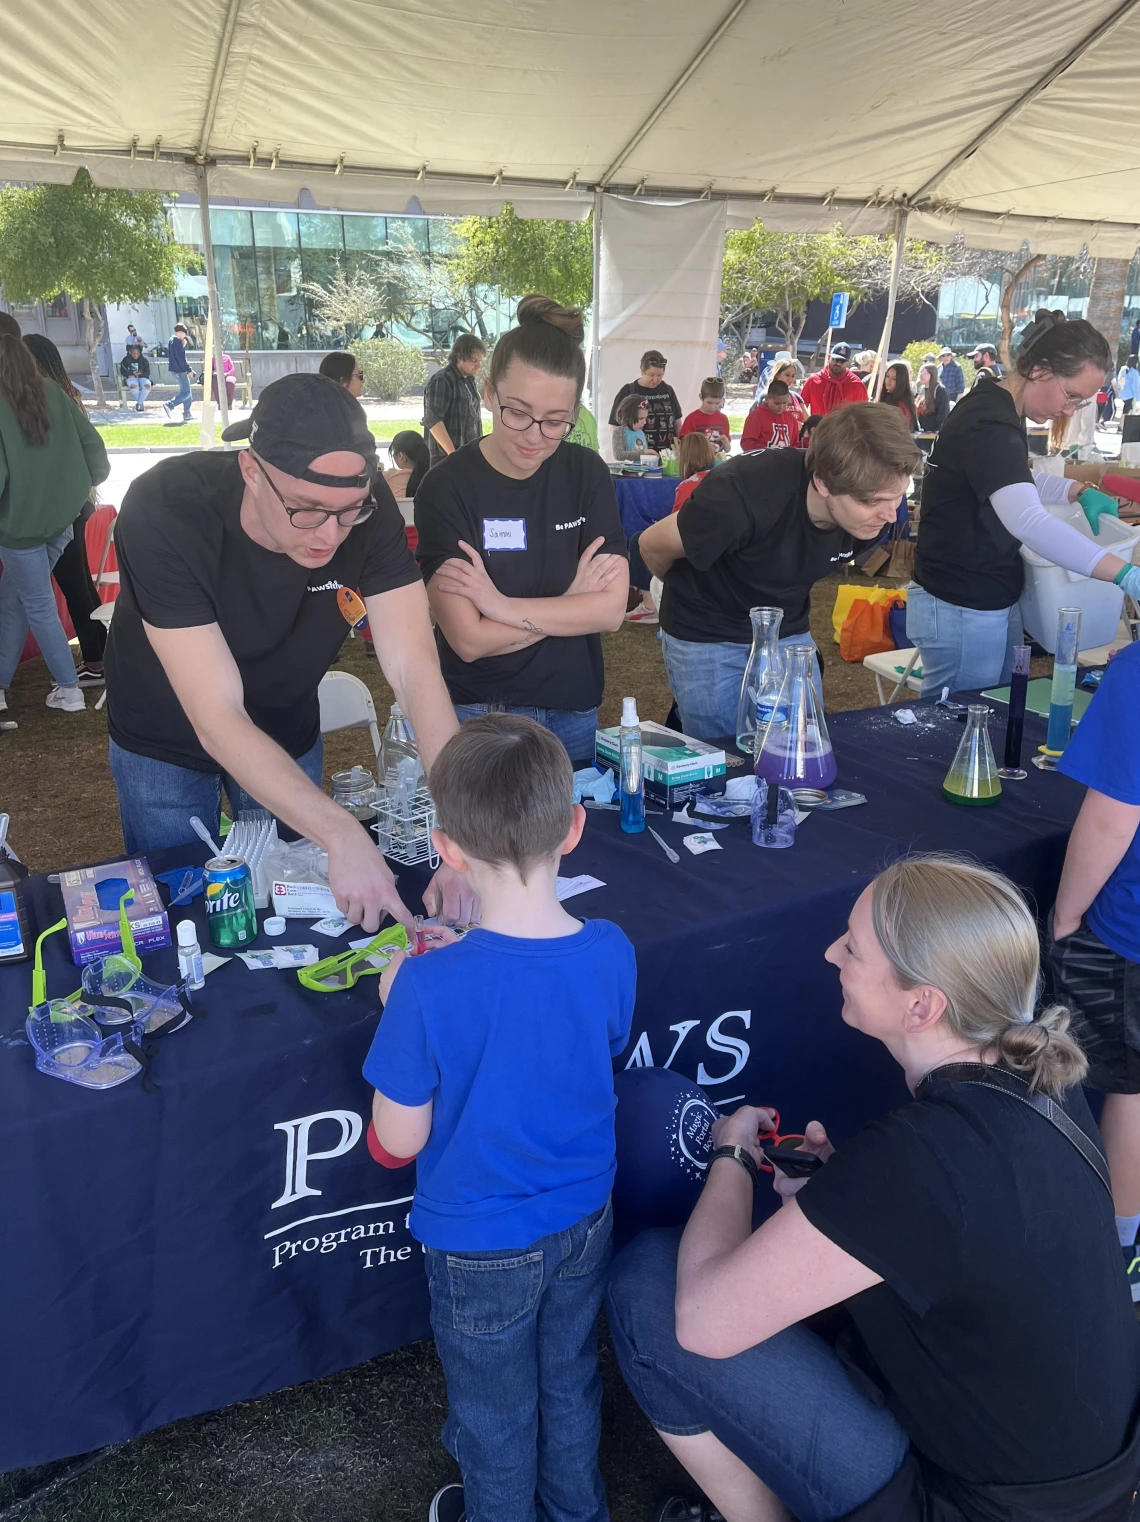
[{"x1": 516, "y1": 294, "x2": 585, "y2": 345}]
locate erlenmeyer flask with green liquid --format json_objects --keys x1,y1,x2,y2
[{"x1": 942, "y1": 704, "x2": 1002, "y2": 806}]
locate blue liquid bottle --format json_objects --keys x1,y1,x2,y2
[
  {"x1": 1038, "y1": 608, "x2": 1082, "y2": 767},
  {"x1": 619, "y1": 696, "x2": 646, "y2": 834}
]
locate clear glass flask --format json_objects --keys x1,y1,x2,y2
[
  {"x1": 735, "y1": 606, "x2": 785, "y2": 754},
  {"x1": 942, "y1": 705, "x2": 1002, "y2": 805},
  {"x1": 753, "y1": 644, "x2": 837, "y2": 789}
]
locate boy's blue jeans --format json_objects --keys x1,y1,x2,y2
[{"x1": 425, "y1": 1200, "x2": 612, "y2": 1522}]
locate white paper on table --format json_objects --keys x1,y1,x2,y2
[
  {"x1": 200, "y1": 952, "x2": 231, "y2": 976},
  {"x1": 555, "y1": 874, "x2": 606, "y2": 901}
]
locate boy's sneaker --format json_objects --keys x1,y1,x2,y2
[
  {"x1": 625, "y1": 606, "x2": 659, "y2": 625},
  {"x1": 428, "y1": 1484, "x2": 466, "y2": 1522},
  {"x1": 1124, "y1": 1241, "x2": 1140, "y2": 1303},
  {"x1": 75, "y1": 663, "x2": 105, "y2": 688},
  {"x1": 45, "y1": 684, "x2": 85, "y2": 713}
]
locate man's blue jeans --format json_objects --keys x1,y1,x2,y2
[
  {"x1": 905, "y1": 583, "x2": 1022, "y2": 698},
  {"x1": 660, "y1": 630, "x2": 821, "y2": 742},
  {"x1": 607, "y1": 1228, "x2": 909, "y2": 1522},
  {"x1": 0, "y1": 528, "x2": 77, "y2": 690},
  {"x1": 453, "y1": 703, "x2": 599, "y2": 766},
  {"x1": 167, "y1": 372, "x2": 193, "y2": 419},
  {"x1": 425, "y1": 1201, "x2": 612, "y2": 1522},
  {"x1": 108, "y1": 737, "x2": 324, "y2": 854}
]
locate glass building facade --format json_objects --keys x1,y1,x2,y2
[
  {"x1": 169, "y1": 205, "x2": 516, "y2": 352},
  {"x1": 936, "y1": 252, "x2": 1140, "y2": 352}
]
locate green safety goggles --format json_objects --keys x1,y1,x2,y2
[{"x1": 297, "y1": 924, "x2": 409, "y2": 992}]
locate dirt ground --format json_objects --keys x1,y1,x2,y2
[{"x1": 0, "y1": 569, "x2": 908, "y2": 1522}]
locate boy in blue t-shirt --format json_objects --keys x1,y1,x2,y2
[
  {"x1": 1054, "y1": 642, "x2": 1140, "y2": 1296},
  {"x1": 364, "y1": 714, "x2": 635, "y2": 1522}
]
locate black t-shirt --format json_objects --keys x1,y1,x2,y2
[
  {"x1": 105, "y1": 452, "x2": 420, "y2": 771},
  {"x1": 798, "y1": 1072, "x2": 1140, "y2": 1495},
  {"x1": 660, "y1": 449, "x2": 853, "y2": 644},
  {"x1": 915, "y1": 382, "x2": 1032, "y2": 610},
  {"x1": 608, "y1": 380, "x2": 682, "y2": 451},
  {"x1": 414, "y1": 440, "x2": 627, "y2": 710}
]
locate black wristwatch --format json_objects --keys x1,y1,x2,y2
[{"x1": 707, "y1": 1144, "x2": 759, "y2": 1186}]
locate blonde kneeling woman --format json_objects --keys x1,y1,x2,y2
[{"x1": 608, "y1": 856, "x2": 1140, "y2": 1522}]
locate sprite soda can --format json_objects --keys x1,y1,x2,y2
[{"x1": 203, "y1": 856, "x2": 258, "y2": 947}]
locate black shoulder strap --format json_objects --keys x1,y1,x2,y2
[{"x1": 921, "y1": 1063, "x2": 1112, "y2": 1197}]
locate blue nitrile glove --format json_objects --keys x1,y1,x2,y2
[
  {"x1": 1079, "y1": 487, "x2": 1120, "y2": 536},
  {"x1": 1118, "y1": 565, "x2": 1140, "y2": 601}
]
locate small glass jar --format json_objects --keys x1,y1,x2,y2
[{"x1": 331, "y1": 766, "x2": 377, "y2": 824}]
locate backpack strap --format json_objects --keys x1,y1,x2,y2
[{"x1": 918, "y1": 1063, "x2": 1112, "y2": 1197}]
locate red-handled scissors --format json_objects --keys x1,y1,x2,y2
[{"x1": 754, "y1": 1108, "x2": 820, "y2": 1176}]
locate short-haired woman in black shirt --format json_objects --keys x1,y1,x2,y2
[
  {"x1": 909, "y1": 310, "x2": 1138, "y2": 696},
  {"x1": 414, "y1": 297, "x2": 628, "y2": 763},
  {"x1": 608, "y1": 855, "x2": 1140, "y2": 1522}
]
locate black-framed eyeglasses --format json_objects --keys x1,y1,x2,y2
[
  {"x1": 252, "y1": 454, "x2": 375, "y2": 529},
  {"x1": 494, "y1": 393, "x2": 577, "y2": 441}
]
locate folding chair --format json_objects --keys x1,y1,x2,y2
[
  {"x1": 317, "y1": 671, "x2": 382, "y2": 763},
  {"x1": 863, "y1": 647, "x2": 923, "y2": 704}
]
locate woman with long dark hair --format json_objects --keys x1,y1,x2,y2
[
  {"x1": 384, "y1": 429, "x2": 430, "y2": 498},
  {"x1": 881, "y1": 361, "x2": 918, "y2": 429},
  {"x1": 915, "y1": 362, "x2": 950, "y2": 433},
  {"x1": 23, "y1": 333, "x2": 107, "y2": 685},
  {"x1": 0, "y1": 326, "x2": 108, "y2": 715}
]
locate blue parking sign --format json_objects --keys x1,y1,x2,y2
[{"x1": 829, "y1": 292, "x2": 849, "y2": 329}]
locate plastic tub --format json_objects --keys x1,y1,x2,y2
[{"x1": 1020, "y1": 502, "x2": 1140, "y2": 652}]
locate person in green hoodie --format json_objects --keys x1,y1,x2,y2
[{"x1": 0, "y1": 316, "x2": 109, "y2": 715}]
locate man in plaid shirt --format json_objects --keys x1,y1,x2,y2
[{"x1": 423, "y1": 333, "x2": 486, "y2": 467}]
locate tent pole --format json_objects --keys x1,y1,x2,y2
[
  {"x1": 591, "y1": 190, "x2": 603, "y2": 421},
  {"x1": 872, "y1": 207, "x2": 908, "y2": 401},
  {"x1": 195, "y1": 160, "x2": 231, "y2": 437}
]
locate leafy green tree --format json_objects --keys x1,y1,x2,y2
[
  {"x1": 449, "y1": 204, "x2": 593, "y2": 311},
  {"x1": 352, "y1": 337, "x2": 426, "y2": 402},
  {"x1": 301, "y1": 261, "x2": 385, "y2": 344},
  {"x1": 0, "y1": 168, "x2": 197, "y2": 403}
]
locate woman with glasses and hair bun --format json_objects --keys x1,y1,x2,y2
[
  {"x1": 414, "y1": 294, "x2": 629, "y2": 763},
  {"x1": 908, "y1": 309, "x2": 1134, "y2": 696}
]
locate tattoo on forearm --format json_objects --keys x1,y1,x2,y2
[{"x1": 522, "y1": 618, "x2": 543, "y2": 634}]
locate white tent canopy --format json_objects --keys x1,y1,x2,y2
[{"x1": 3, "y1": 0, "x2": 1140, "y2": 254}]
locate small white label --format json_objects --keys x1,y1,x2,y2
[
  {"x1": 682, "y1": 832, "x2": 722, "y2": 855},
  {"x1": 482, "y1": 518, "x2": 528, "y2": 551}
]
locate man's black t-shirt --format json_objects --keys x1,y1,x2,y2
[
  {"x1": 660, "y1": 449, "x2": 853, "y2": 644},
  {"x1": 608, "y1": 380, "x2": 682, "y2": 451},
  {"x1": 915, "y1": 382, "x2": 1032, "y2": 610},
  {"x1": 105, "y1": 452, "x2": 420, "y2": 771},
  {"x1": 414, "y1": 440, "x2": 626, "y2": 710},
  {"x1": 798, "y1": 1072, "x2": 1140, "y2": 1497}
]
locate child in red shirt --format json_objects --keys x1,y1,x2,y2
[
  {"x1": 741, "y1": 379, "x2": 802, "y2": 452},
  {"x1": 671, "y1": 433, "x2": 717, "y2": 512},
  {"x1": 677, "y1": 377, "x2": 731, "y2": 454}
]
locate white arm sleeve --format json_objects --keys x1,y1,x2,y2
[
  {"x1": 1030, "y1": 469, "x2": 1077, "y2": 505},
  {"x1": 989, "y1": 481, "x2": 1106, "y2": 577}
]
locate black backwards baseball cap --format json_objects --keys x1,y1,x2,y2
[{"x1": 221, "y1": 373, "x2": 377, "y2": 488}]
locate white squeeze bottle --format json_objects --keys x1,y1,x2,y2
[{"x1": 176, "y1": 919, "x2": 205, "y2": 991}]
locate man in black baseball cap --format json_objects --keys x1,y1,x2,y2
[
  {"x1": 968, "y1": 342, "x2": 1005, "y2": 386},
  {"x1": 105, "y1": 372, "x2": 473, "y2": 928}
]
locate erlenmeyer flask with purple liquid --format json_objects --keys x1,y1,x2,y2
[{"x1": 753, "y1": 644, "x2": 837, "y2": 790}]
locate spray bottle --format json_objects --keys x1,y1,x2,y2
[{"x1": 619, "y1": 697, "x2": 646, "y2": 834}]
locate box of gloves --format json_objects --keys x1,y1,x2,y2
[{"x1": 594, "y1": 721, "x2": 727, "y2": 808}]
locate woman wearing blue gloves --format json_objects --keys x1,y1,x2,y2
[{"x1": 908, "y1": 309, "x2": 1137, "y2": 696}]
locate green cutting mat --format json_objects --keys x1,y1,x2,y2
[{"x1": 981, "y1": 677, "x2": 1093, "y2": 724}]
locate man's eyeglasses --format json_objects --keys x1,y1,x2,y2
[
  {"x1": 252, "y1": 455, "x2": 375, "y2": 529},
  {"x1": 495, "y1": 394, "x2": 576, "y2": 441}
]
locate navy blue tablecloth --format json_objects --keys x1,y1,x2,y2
[
  {"x1": 0, "y1": 700, "x2": 1084, "y2": 1470},
  {"x1": 613, "y1": 475, "x2": 678, "y2": 537}
]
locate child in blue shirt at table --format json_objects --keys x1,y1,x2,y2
[
  {"x1": 364, "y1": 713, "x2": 635, "y2": 1522},
  {"x1": 612, "y1": 393, "x2": 650, "y2": 461},
  {"x1": 1053, "y1": 640, "x2": 1140, "y2": 1299}
]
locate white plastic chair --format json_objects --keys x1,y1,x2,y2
[
  {"x1": 863, "y1": 647, "x2": 923, "y2": 704},
  {"x1": 318, "y1": 670, "x2": 382, "y2": 762}
]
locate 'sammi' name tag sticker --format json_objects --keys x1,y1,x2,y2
[{"x1": 482, "y1": 518, "x2": 527, "y2": 551}]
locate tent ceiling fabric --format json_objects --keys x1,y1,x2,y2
[{"x1": 3, "y1": 0, "x2": 1140, "y2": 252}]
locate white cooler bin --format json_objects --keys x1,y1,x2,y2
[{"x1": 1019, "y1": 504, "x2": 1140, "y2": 653}]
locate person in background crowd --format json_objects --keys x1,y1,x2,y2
[
  {"x1": 741, "y1": 347, "x2": 760, "y2": 383},
  {"x1": 608, "y1": 349, "x2": 682, "y2": 454},
  {"x1": 1053, "y1": 640, "x2": 1140, "y2": 1301},
  {"x1": 384, "y1": 430, "x2": 430, "y2": 499},
  {"x1": 769, "y1": 357, "x2": 806, "y2": 420},
  {"x1": 1118, "y1": 356, "x2": 1140, "y2": 419},
  {"x1": 608, "y1": 854, "x2": 1140, "y2": 1522},
  {"x1": 671, "y1": 432, "x2": 717, "y2": 513},
  {"x1": 798, "y1": 413, "x2": 823, "y2": 447},
  {"x1": 800, "y1": 343, "x2": 869, "y2": 417},
  {"x1": 567, "y1": 402, "x2": 599, "y2": 451},
  {"x1": 939, "y1": 346, "x2": 966, "y2": 403},
  {"x1": 162, "y1": 323, "x2": 195, "y2": 423},
  {"x1": 678, "y1": 378, "x2": 731, "y2": 455},
  {"x1": 276, "y1": 324, "x2": 291, "y2": 351},
  {"x1": 423, "y1": 333, "x2": 486, "y2": 469},
  {"x1": 612, "y1": 394, "x2": 650, "y2": 462},
  {"x1": 125, "y1": 323, "x2": 147, "y2": 354},
  {"x1": 211, "y1": 350, "x2": 236, "y2": 410},
  {"x1": 1131, "y1": 319, "x2": 1140, "y2": 359},
  {"x1": 882, "y1": 362, "x2": 918, "y2": 429},
  {"x1": 916, "y1": 362, "x2": 950, "y2": 433},
  {"x1": 119, "y1": 343, "x2": 151, "y2": 411},
  {"x1": 850, "y1": 349, "x2": 879, "y2": 385},
  {"x1": 969, "y1": 342, "x2": 1005, "y2": 385},
  {"x1": 0, "y1": 321, "x2": 109, "y2": 716},
  {"x1": 23, "y1": 333, "x2": 107, "y2": 688},
  {"x1": 415, "y1": 296, "x2": 628, "y2": 764},
  {"x1": 756, "y1": 349, "x2": 794, "y2": 399},
  {"x1": 741, "y1": 379, "x2": 802, "y2": 452},
  {"x1": 638, "y1": 405, "x2": 919, "y2": 739},
  {"x1": 909, "y1": 311, "x2": 1131, "y2": 697},
  {"x1": 319, "y1": 351, "x2": 365, "y2": 398}
]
